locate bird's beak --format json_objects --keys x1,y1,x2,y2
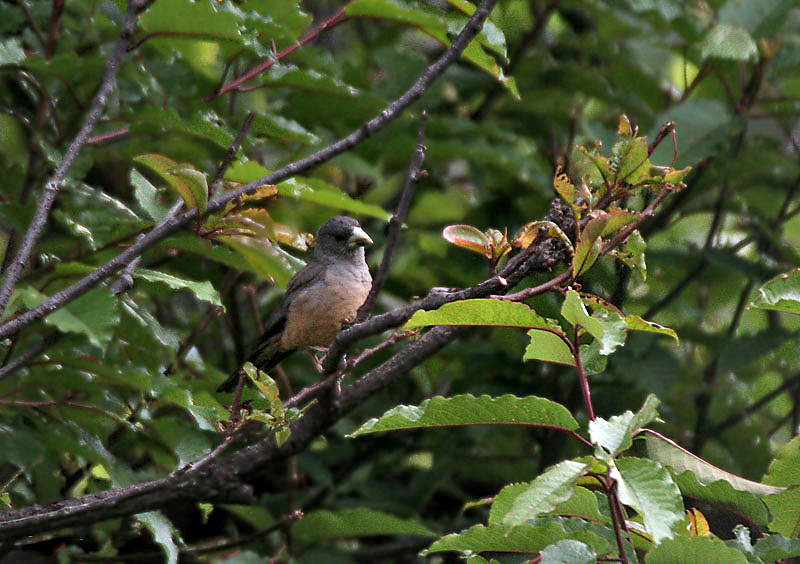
[{"x1": 348, "y1": 226, "x2": 373, "y2": 248}]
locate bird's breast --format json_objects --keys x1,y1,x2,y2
[{"x1": 280, "y1": 261, "x2": 372, "y2": 349}]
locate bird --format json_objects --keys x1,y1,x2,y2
[{"x1": 217, "y1": 215, "x2": 373, "y2": 392}]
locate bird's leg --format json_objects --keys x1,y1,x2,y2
[{"x1": 308, "y1": 346, "x2": 328, "y2": 373}]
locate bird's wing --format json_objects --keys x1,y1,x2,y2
[{"x1": 248, "y1": 260, "x2": 327, "y2": 363}]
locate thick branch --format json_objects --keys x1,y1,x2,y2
[
  {"x1": 0, "y1": 0, "x2": 155, "y2": 315},
  {"x1": 0, "y1": 0, "x2": 499, "y2": 342},
  {"x1": 0, "y1": 198, "x2": 574, "y2": 540}
]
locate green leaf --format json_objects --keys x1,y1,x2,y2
[
  {"x1": 423, "y1": 521, "x2": 609, "y2": 556},
  {"x1": 13, "y1": 286, "x2": 119, "y2": 349},
  {"x1": 753, "y1": 534, "x2": 800, "y2": 562},
  {"x1": 525, "y1": 329, "x2": 575, "y2": 366},
  {"x1": 623, "y1": 313, "x2": 677, "y2": 340},
  {"x1": 612, "y1": 457, "x2": 683, "y2": 544},
  {"x1": 134, "y1": 154, "x2": 208, "y2": 212},
  {"x1": 672, "y1": 470, "x2": 770, "y2": 529},
  {"x1": 130, "y1": 108, "x2": 234, "y2": 149},
  {"x1": 404, "y1": 299, "x2": 563, "y2": 330},
  {"x1": 540, "y1": 540, "x2": 597, "y2": 564},
  {"x1": 589, "y1": 394, "x2": 660, "y2": 457},
  {"x1": 215, "y1": 234, "x2": 297, "y2": 288},
  {"x1": 495, "y1": 460, "x2": 589, "y2": 528},
  {"x1": 701, "y1": 23, "x2": 758, "y2": 61},
  {"x1": 645, "y1": 535, "x2": 750, "y2": 564},
  {"x1": 278, "y1": 177, "x2": 390, "y2": 220},
  {"x1": 644, "y1": 430, "x2": 785, "y2": 497},
  {"x1": 291, "y1": 508, "x2": 434, "y2": 544},
  {"x1": 572, "y1": 215, "x2": 607, "y2": 277},
  {"x1": 763, "y1": 436, "x2": 800, "y2": 536},
  {"x1": 350, "y1": 394, "x2": 578, "y2": 437},
  {"x1": 750, "y1": 268, "x2": 800, "y2": 315},
  {"x1": 225, "y1": 160, "x2": 390, "y2": 219},
  {"x1": 130, "y1": 168, "x2": 169, "y2": 221},
  {"x1": 561, "y1": 291, "x2": 604, "y2": 339},
  {"x1": 614, "y1": 137, "x2": 650, "y2": 184},
  {"x1": 137, "y1": 511, "x2": 180, "y2": 564},
  {"x1": 250, "y1": 113, "x2": 319, "y2": 144},
  {"x1": 601, "y1": 208, "x2": 641, "y2": 237},
  {"x1": 134, "y1": 269, "x2": 223, "y2": 308},
  {"x1": 243, "y1": 362, "x2": 282, "y2": 413}
]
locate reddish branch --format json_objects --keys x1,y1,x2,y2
[{"x1": 204, "y1": 3, "x2": 352, "y2": 102}]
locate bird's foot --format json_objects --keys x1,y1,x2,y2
[{"x1": 308, "y1": 346, "x2": 328, "y2": 372}]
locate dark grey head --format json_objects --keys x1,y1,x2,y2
[{"x1": 313, "y1": 216, "x2": 373, "y2": 260}]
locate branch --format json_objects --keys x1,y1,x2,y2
[
  {"x1": 204, "y1": 3, "x2": 352, "y2": 101},
  {"x1": 0, "y1": 200, "x2": 573, "y2": 539},
  {"x1": 0, "y1": 0, "x2": 155, "y2": 315},
  {"x1": 356, "y1": 111, "x2": 429, "y2": 321},
  {"x1": 0, "y1": 0, "x2": 500, "y2": 342}
]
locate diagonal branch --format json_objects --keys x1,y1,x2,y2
[
  {"x1": 356, "y1": 110, "x2": 429, "y2": 321},
  {"x1": 0, "y1": 0, "x2": 155, "y2": 315},
  {"x1": 0, "y1": 0, "x2": 500, "y2": 342}
]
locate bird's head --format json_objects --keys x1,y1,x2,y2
[{"x1": 314, "y1": 216, "x2": 373, "y2": 259}]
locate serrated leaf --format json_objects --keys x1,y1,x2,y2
[
  {"x1": 612, "y1": 457, "x2": 684, "y2": 544},
  {"x1": 494, "y1": 460, "x2": 588, "y2": 527},
  {"x1": 525, "y1": 329, "x2": 575, "y2": 365},
  {"x1": 602, "y1": 208, "x2": 640, "y2": 237},
  {"x1": 14, "y1": 286, "x2": 118, "y2": 349},
  {"x1": 644, "y1": 430, "x2": 785, "y2": 497},
  {"x1": 540, "y1": 539, "x2": 597, "y2": 564},
  {"x1": 645, "y1": 535, "x2": 749, "y2": 563},
  {"x1": 404, "y1": 299, "x2": 563, "y2": 330},
  {"x1": 423, "y1": 521, "x2": 609, "y2": 556},
  {"x1": 614, "y1": 137, "x2": 650, "y2": 184},
  {"x1": 554, "y1": 168, "x2": 577, "y2": 205},
  {"x1": 134, "y1": 269, "x2": 223, "y2": 308},
  {"x1": 561, "y1": 290, "x2": 604, "y2": 341},
  {"x1": 750, "y1": 269, "x2": 800, "y2": 315},
  {"x1": 763, "y1": 436, "x2": 800, "y2": 537},
  {"x1": 291, "y1": 508, "x2": 434, "y2": 543},
  {"x1": 672, "y1": 471, "x2": 770, "y2": 529},
  {"x1": 442, "y1": 224, "x2": 489, "y2": 257},
  {"x1": 350, "y1": 394, "x2": 578, "y2": 437},
  {"x1": 572, "y1": 215, "x2": 607, "y2": 276},
  {"x1": 616, "y1": 230, "x2": 648, "y2": 282},
  {"x1": 589, "y1": 394, "x2": 660, "y2": 456},
  {"x1": 753, "y1": 534, "x2": 800, "y2": 562}
]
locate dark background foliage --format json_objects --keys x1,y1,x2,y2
[{"x1": 1, "y1": 0, "x2": 800, "y2": 562}]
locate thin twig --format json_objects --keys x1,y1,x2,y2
[
  {"x1": 471, "y1": 0, "x2": 558, "y2": 120},
  {"x1": 209, "y1": 112, "x2": 255, "y2": 193},
  {"x1": 356, "y1": 111, "x2": 429, "y2": 321},
  {"x1": 0, "y1": 0, "x2": 155, "y2": 316},
  {"x1": 708, "y1": 373, "x2": 800, "y2": 437},
  {"x1": 0, "y1": 335, "x2": 57, "y2": 381},
  {"x1": 205, "y1": 3, "x2": 352, "y2": 101},
  {"x1": 0, "y1": 0, "x2": 499, "y2": 342}
]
